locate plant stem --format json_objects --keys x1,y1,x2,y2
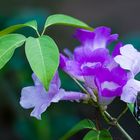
[
  {"x1": 70, "y1": 76, "x2": 97, "y2": 104},
  {"x1": 104, "y1": 111, "x2": 133, "y2": 140},
  {"x1": 36, "y1": 30, "x2": 41, "y2": 37},
  {"x1": 116, "y1": 123, "x2": 133, "y2": 140},
  {"x1": 95, "y1": 107, "x2": 101, "y2": 130},
  {"x1": 117, "y1": 106, "x2": 128, "y2": 121},
  {"x1": 71, "y1": 77, "x2": 89, "y2": 95},
  {"x1": 41, "y1": 28, "x2": 46, "y2": 36}
]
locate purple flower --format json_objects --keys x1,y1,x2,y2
[
  {"x1": 60, "y1": 26, "x2": 118, "y2": 77},
  {"x1": 84, "y1": 66, "x2": 127, "y2": 105},
  {"x1": 115, "y1": 44, "x2": 140, "y2": 103},
  {"x1": 60, "y1": 26, "x2": 127, "y2": 105},
  {"x1": 20, "y1": 72, "x2": 88, "y2": 119},
  {"x1": 75, "y1": 26, "x2": 118, "y2": 50}
]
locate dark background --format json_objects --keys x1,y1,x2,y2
[{"x1": 0, "y1": 0, "x2": 140, "y2": 140}]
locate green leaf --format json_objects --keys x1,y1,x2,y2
[
  {"x1": 128, "y1": 103, "x2": 140, "y2": 125},
  {"x1": 25, "y1": 35, "x2": 59, "y2": 90},
  {"x1": 60, "y1": 119, "x2": 95, "y2": 140},
  {"x1": 0, "y1": 34, "x2": 26, "y2": 69},
  {"x1": 83, "y1": 130, "x2": 112, "y2": 140},
  {"x1": 128, "y1": 103, "x2": 134, "y2": 113},
  {"x1": 0, "y1": 20, "x2": 38, "y2": 36},
  {"x1": 44, "y1": 14, "x2": 93, "y2": 30}
]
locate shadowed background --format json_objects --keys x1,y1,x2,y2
[{"x1": 0, "y1": 0, "x2": 140, "y2": 140}]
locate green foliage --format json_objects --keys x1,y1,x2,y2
[
  {"x1": 25, "y1": 35, "x2": 59, "y2": 90},
  {"x1": 0, "y1": 20, "x2": 38, "y2": 36},
  {"x1": 128, "y1": 103, "x2": 140, "y2": 125},
  {"x1": 60, "y1": 119, "x2": 95, "y2": 140},
  {"x1": 0, "y1": 34, "x2": 26, "y2": 69},
  {"x1": 44, "y1": 14, "x2": 93, "y2": 30},
  {"x1": 60, "y1": 119, "x2": 112, "y2": 140},
  {"x1": 0, "y1": 14, "x2": 92, "y2": 90},
  {"x1": 83, "y1": 130, "x2": 112, "y2": 140}
]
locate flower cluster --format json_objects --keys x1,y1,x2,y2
[
  {"x1": 60, "y1": 27, "x2": 127, "y2": 105},
  {"x1": 20, "y1": 26, "x2": 140, "y2": 119}
]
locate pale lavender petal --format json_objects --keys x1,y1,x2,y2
[
  {"x1": 121, "y1": 88, "x2": 137, "y2": 103},
  {"x1": 120, "y1": 44, "x2": 137, "y2": 57},
  {"x1": 61, "y1": 91, "x2": 88, "y2": 101},
  {"x1": 114, "y1": 44, "x2": 140, "y2": 75},
  {"x1": 32, "y1": 73, "x2": 42, "y2": 86},
  {"x1": 121, "y1": 79, "x2": 140, "y2": 103},
  {"x1": 84, "y1": 76, "x2": 96, "y2": 89},
  {"x1": 114, "y1": 55, "x2": 133, "y2": 71},
  {"x1": 51, "y1": 89, "x2": 88, "y2": 102},
  {"x1": 49, "y1": 72, "x2": 61, "y2": 93},
  {"x1": 20, "y1": 86, "x2": 38, "y2": 109},
  {"x1": 20, "y1": 86, "x2": 52, "y2": 120},
  {"x1": 128, "y1": 79, "x2": 140, "y2": 91},
  {"x1": 30, "y1": 102, "x2": 51, "y2": 120}
]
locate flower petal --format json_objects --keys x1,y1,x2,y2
[
  {"x1": 20, "y1": 86, "x2": 52, "y2": 119},
  {"x1": 95, "y1": 78, "x2": 115, "y2": 105},
  {"x1": 94, "y1": 66, "x2": 127, "y2": 97},
  {"x1": 93, "y1": 26, "x2": 118, "y2": 50},
  {"x1": 121, "y1": 79, "x2": 140, "y2": 103},
  {"x1": 32, "y1": 73, "x2": 42, "y2": 86},
  {"x1": 74, "y1": 47, "x2": 110, "y2": 64},
  {"x1": 51, "y1": 89, "x2": 88, "y2": 102},
  {"x1": 114, "y1": 44, "x2": 140, "y2": 75},
  {"x1": 59, "y1": 54, "x2": 68, "y2": 69},
  {"x1": 112, "y1": 42, "x2": 123, "y2": 57},
  {"x1": 75, "y1": 26, "x2": 118, "y2": 51},
  {"x1": 49, "y1": 72, "x2": 61, "y2": 93},
  {"x1": 74, "y1": 28, "x2": 95, "y2": 46}
]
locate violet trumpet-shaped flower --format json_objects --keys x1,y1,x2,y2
[
  {"x1": 60, "y1": 26, "x2": 128, "y2": 105},
  {"x1": 60, "y1": 26, "x2": 118, "y2": 78},
  {"x1": 115, "y1": 44, "x2": 140, "y2": 103},
  {"x1": 74, "y1": 26, "x2": 118, "y2": 50},
  {"x1": 20, "y1": 72, "x2": 88, "y2": 119}
]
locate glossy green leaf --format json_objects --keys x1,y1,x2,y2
[
  {"x1": 0, "y1": 20, "x2": 38, "y2": 36},
  {"x1": 128, "y1": 103, "x2": 140, "y2": 125},
  {"x1": 60, "y1": 119, "x2": 95, "y2": 140},
  {"x1": 25, "y1": 35, "x2": 59, "y2": 90},
  {"x1": 44, "y1": 14, "x2": 93, "y2": 30},
  {"x1": 83, "y1": 130, "x2": 112, "y2": 140},
  {"x1": 0, "y1": 34, "x2": 26, "y2": 69}
]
